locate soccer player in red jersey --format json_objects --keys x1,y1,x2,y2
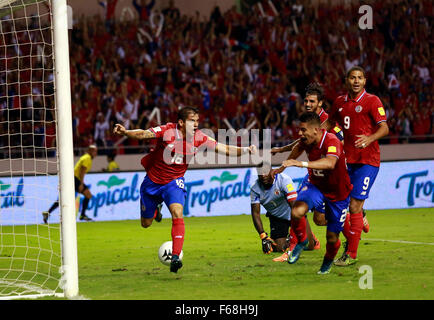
[
  {"x1": 113, "y1": 106, "x2": 257, "y2": 273},
  {"x1": 271, "y1": 82, "x2": 344, "y2": 155},
  {"x1": 271, "y1": 83, "x2": 342, "y2": 260},
  {"x1": 325, "y1": 66, "x2": 389, "y2": 266},
  {"x1": 278, "y1": 112, "x2": 353, "y2": 274}
]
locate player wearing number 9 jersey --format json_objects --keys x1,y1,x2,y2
[
  {"x1": 327, "y1": 66, "x2": 389, "y2": 266},
  {"x1": 113, "y1": 106, "x2": 257, "y2": 273}
]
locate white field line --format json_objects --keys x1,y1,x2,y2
[{"x1": 362, "y1": 238, "x2": 434, "y2": 246}]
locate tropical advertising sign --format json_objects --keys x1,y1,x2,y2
[{"x1": 0, "y1": 160, "x2": 433, "y2": 225}]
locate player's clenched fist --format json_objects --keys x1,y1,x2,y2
[
  {"x1": 248, "y1": 145, "x2": 258, "y2": 154},
  {"x1": 113, "y1": 124, "x2": 127, "y2": 136},
  {"x1": 260, "y1": 232, "x2": 274, "y2": 254}
]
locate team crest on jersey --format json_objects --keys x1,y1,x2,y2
[
  {"x1": 191, "y1": 146, "x2": 198, "y2": 153},
  {"x1": 274, "y1": 190, "x2": 280, "y2": 196},
  {"x1": 355, "y1": 105, "x2": 363, "y2": 113}
]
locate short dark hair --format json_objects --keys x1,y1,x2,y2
[
  {"x1": 299, "y1": 112, "x2": 321, "y2": 126},
  {"x1": 305, "y1": 82, "x2": 324, "y2": 102},
  {"x1": 256, "y1": 161, "x2": 272, "y2": 176},
  {"x1": 346, "y1": 66, "x2": 366, "y2": 78},
  {"x1": 177, "y1": 106, "x2": 199, "y2": 122}
]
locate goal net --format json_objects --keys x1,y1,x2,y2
[{"x1": 0, "y1": 0, "x2": 77, "y2": 299}]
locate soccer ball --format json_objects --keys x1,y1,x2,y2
[{"x1": 158, "y1": 241, "x2": 183, "y2": 266}]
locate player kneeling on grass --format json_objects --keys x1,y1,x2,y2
[
  {"x1": 275, "y1": 112, "x2": 353, "y2": 274},
  {"x1": 114, "y1": 106, "x2": 256, "y2": 273},
  {"x1": 250, "y1": 162, "x2": 320, "y2": 262}
]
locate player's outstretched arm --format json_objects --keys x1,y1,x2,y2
[
  {"x1": 113, "y1": 124, "x2": 156, "y2": 140},
  {"x1": 271, "y1": 143, "x2": 304, "y2": 177},
  {"x1": 270, "y1": 138, "x2": 300, "y2": 155},
  {"x1": 214, "y1": 143, "x2": 257, "y2": 156},
  {"x1": 282, "y1": 155, "x2": 338, "y2": 171}
]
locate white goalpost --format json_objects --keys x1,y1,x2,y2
[{"x1": 0, "y1": 0, "x2": 78, "y2": 299}]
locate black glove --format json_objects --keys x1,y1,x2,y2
[{"x1": 260, "y1": 232, "x2": 274, "y2": 254}]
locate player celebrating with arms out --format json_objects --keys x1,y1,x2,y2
[
  {"x1": 325, "y1": 66, "x2": 389, "y2": 266},
  {"x1": 278, "y1": 112, "x2": 353, "y2": 274},
  {"x1": 250, "y1": 162, "x2": 320, "y2": 262},
  {"x1": 113, "y1": 106, "x2": 256, "y2": 273}
]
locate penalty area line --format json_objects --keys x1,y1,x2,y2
[{"x1": 362, "y1": 238, "x2": 434, "y2": 246}]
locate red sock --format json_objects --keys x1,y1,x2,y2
[
  {"x1": 342, "y1": 214, "x2": 350, "y2": 240},
  {"x1": 171, "y1": 218, "x2": 185, "y2": 256},
  {"x1": 325, "y1": 239, "x2": 341, "y2": 260},
  {"x1": 347, "y1": 212, "x2": 363, "y2": 259},
  {"x1": 289, "y1": 227, "x2": 298, "y2": 251},
  {"x1": 291, "y1": 216, "x2": 307, "y2": 243}
]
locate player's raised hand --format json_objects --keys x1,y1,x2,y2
[
  {"x1": 113, "y1": 124, "x2": 127, "y2": 136},
  {"x1": 260, "y1": 232, "x2": 274, "y2": 254}
]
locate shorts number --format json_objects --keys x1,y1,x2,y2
[
  {"x1": 344, "y1": 116, "x2": 350, "y2": 129},
  {"x1": 312, "y1": 169, "x2": 324, "y2": 177},
  {"x1": 340, "y1": 208, "x2": 348, "y2": 226},
  {"x1": 362, "y1": 177, "x2": 370, "y2": 190},
  {"x1": 175, "y1": 179, "x2": 184, "y2": 189},
  {"x1": 171, "y1": 154, "x2": 183, "y2": 164}
]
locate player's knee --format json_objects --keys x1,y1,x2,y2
[
  {"x1": 141, "y1": 218, "x2": 152, "y2": 228},
  {"x1": 313, "y1": 213, "x2": 326, "y2": 226},
  {"x1": 291, "y1": 207, "x2": 305, "y2": 220},
  {"x1": 349, "y1": 198, "x2": 363, "y2": 214},
  {"x1": 326, "y1": 233, "x2": 339, "y2": 245}
]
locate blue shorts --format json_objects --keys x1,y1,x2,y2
[
  {"x1": 347, "y1": 164, "x2": 379, "y2": 200},
  {"x1": 140, "y1": 175, "x2": 186, "y2": 219},
  {"x1": 297, "y1": 181, "x2": 349, "y2": 233},
  {"x1": 297, "y1": 175, "x2": 325, "y2": 214}
]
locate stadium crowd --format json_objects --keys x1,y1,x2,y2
[{"x1": 1, "y1": 0, "x2": 433, "y2": 157}]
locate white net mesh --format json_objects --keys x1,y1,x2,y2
[{"x1": 0, "y1": 0, "x2": 63, "y2": 298}]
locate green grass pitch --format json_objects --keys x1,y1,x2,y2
[
  {"x1": 70, "y1": 208, "x2": 433, "y2": 300},
  {"x1": 2, "y1": 208, "x2": 433, "y2": 300}
]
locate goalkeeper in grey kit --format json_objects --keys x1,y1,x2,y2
[{"x1": 250, "y1": 162, "x2": 320, "y2": 261}]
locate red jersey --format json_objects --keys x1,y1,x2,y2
[
  {"x1": 329, "y1": 90, "x2": 387, "y2": 167},
  {"x1": 143, "y1": 123, "x2": 217, "y2": 184},
  {"x1": 301, "y1": 130, "x2": 353, "y2": 201},
  {"x1": 318, "y1": 108, "x2": 344, "y2": 139}
]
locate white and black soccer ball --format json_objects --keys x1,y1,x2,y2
[{"x1": 158, "y1": 241, "x2": 183, "y2": 266}]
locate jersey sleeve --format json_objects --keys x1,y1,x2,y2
[
  {"x1": 280, "y1": 175, "x2": 297, "y2": 202},
  {"x1": 332, "y1": 125, "x2": 344, "y2": 141},
  {"x1": 195, "y1": 130, "x2": 218, "y2": 149},
  {"x1": 325, "y1": 135, "x2": 342, "y2": 159},
  {"x1": 328, "y1": 98, "x2": 340, "y2": 123},
  {"x1": 149, "y1": 123, "x2": 172, "y2": 139},
  {"x1": 250, "y1": 185, "x2": 261, "y2": 204},
  {"x1": 369, "y1": 96, "x2": 388, "y2": 124}
]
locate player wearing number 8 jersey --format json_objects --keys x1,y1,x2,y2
[
  {"x1": 327, "y1": 66, "x2": 389, "y2": 266},
  {"x1": 113, "y1": 106, "x2": 257, "y2": 273}
]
